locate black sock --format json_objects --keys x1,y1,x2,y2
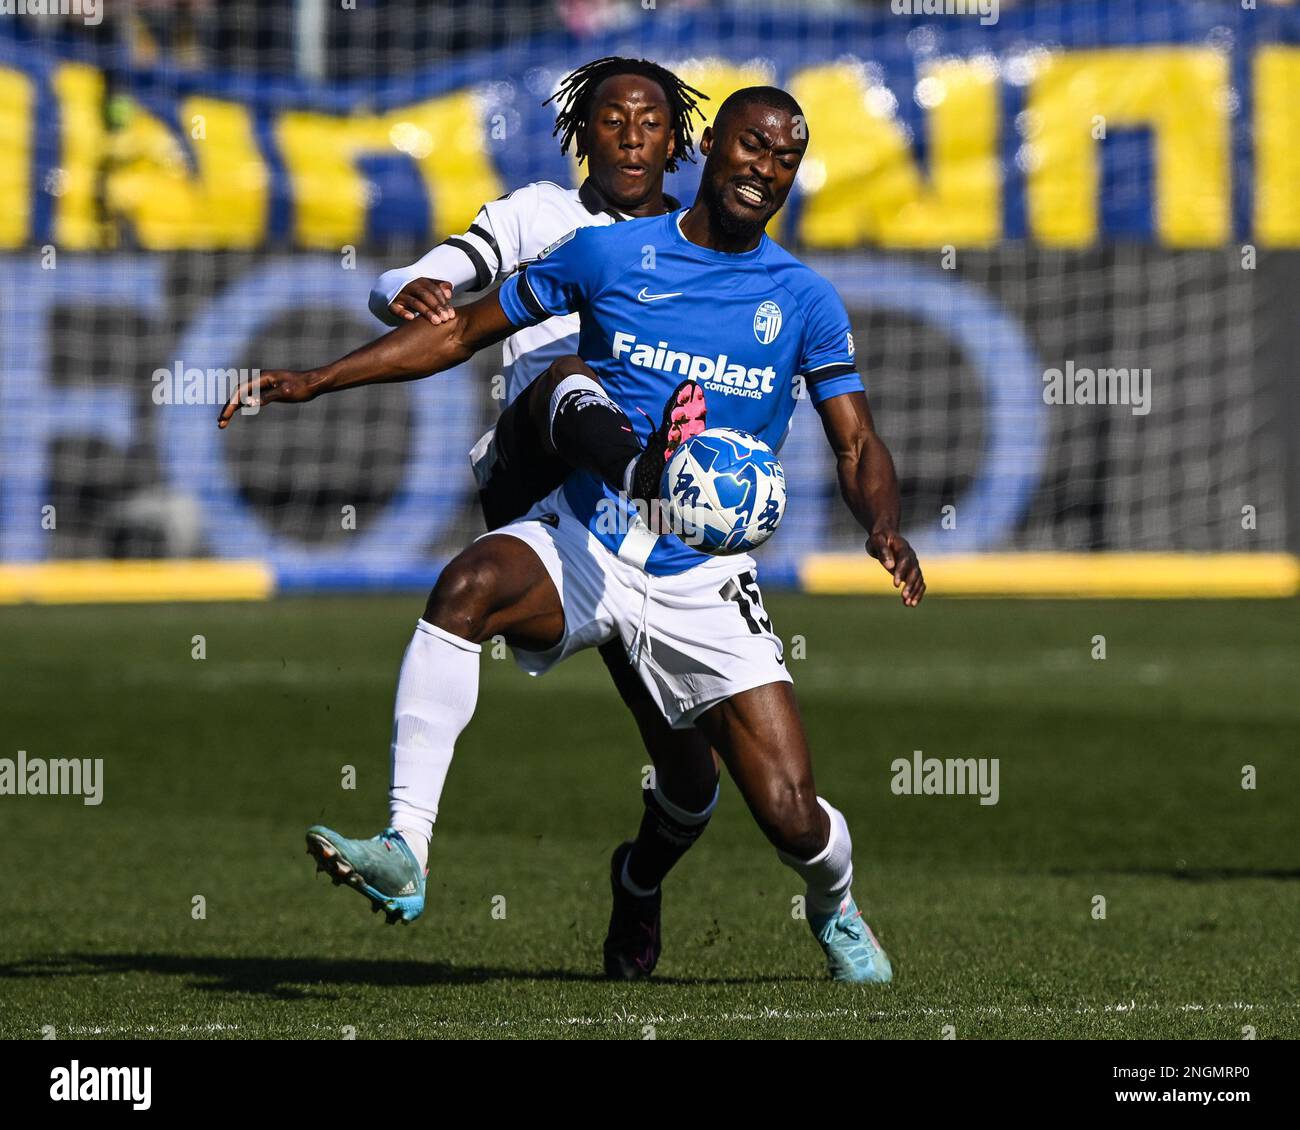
[
  {"x1": 549, "y1": 381, "x2": 642, "y2": 491},
  {"x1": 625, "y1": 780, "x2": 718, "y2": 893}
]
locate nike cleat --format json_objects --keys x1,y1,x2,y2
[
  {"x1": 305, "y1": 825, "x2": 425, "y2": 925},
  {"x1": 628, "y1": 379, "x2": 707, "y2": 516},
  {"x1": 602, "y1": 842, "x2": 662, "y2": 980},
  {"x1": 809, "y1": 896, "x2": 893, "y2": 984}
]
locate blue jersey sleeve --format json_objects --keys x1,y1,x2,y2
[
  {"x1": 497, "y1": 226, "x2": 596, "y2": 327},
  {"x1": 799, "y1": 279, "x2": 863, "y2": 405}
]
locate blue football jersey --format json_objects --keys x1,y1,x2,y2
[{"x1": 497, "y1": 210, "x2": 863, "y2": 575}]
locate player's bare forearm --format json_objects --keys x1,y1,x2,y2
[
  {"x1": 841, "y1": 426, "x2": 900, "y2": 534},
  {"x1": 217, "y1": 293, "x2": 514, "y2": 428},
  {"x1": 816, "y1": 390, "x2": 925, "y2": 606},
  {"x1": 319, "y1": 314, "x2": 472, "y2": 392},
  {"x1": 816, "y1": 391, "x2": 898, "y2": 532}
]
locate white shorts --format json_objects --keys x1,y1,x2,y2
[{"x1": 483, "y1": 489, "x2": 792, "y2": 729}]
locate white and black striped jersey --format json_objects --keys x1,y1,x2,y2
[{"x1": 370, "y1": 179, "x2": 679, "y2": 404}]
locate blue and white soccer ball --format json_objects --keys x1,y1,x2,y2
[{"x1": 660, "y1": 427, "x2": 787, "y2": 555}]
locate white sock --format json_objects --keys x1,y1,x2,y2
[
  {"x1": 776, "y1": 797, "x2": 854, "y2": 917},
  {"x1": 388, "y1": 618, "x2": 481, "y2": 872}
]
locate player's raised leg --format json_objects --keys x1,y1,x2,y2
[
  {"x1": 694, "y1": 682, "x2": 892, "y2": 984},
  {"x1": 531, "y1": 357, "x2": 647, "y2": 490},
  {"x1": 307, "y1": 535, "x2": 563, "y2": 924},
  {"x1": 530, "y1": 355, "x2": 707, "y2": 538}
]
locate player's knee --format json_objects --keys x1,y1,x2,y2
[
  {"x1": 423, "y1": 558, "x2": 500, "y2": 643},
  {"x1": 647, "y1": 739, "x2": 719, "y2": 812},
  {"x1": 653, "y1": 755, "x2": 719, "y2": 815},
  {"x1": 532, "y1": 357, "x2": 595, "y2": 439},
  {"x1": 541, "y1": 355, "x2": 600, "y2": 397},
  {"x1": 618, "y1": 694, "x2": 715, "y2": 792}
]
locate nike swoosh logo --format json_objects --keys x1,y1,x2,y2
[{"x1": 637, "y1": 287, "x2": 682, "y2": 302}]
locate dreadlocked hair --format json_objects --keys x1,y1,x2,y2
[{"x1": 544, "y1": 56, "x2": 708, "y2": 174}]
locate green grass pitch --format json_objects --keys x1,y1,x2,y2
[{"x1": 1, "y1": 594, "x2": 1296, "y2": 1040}]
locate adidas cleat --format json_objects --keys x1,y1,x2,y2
[
  {"x1": 602, "y1": 841, "x2": 662, "y2": 980},
  {"x1": 305, "y1": 825, "x2": 425, "y2": 925},
  {"x1": 808, "y1": 896, "x2": 893, "y2": 984}
]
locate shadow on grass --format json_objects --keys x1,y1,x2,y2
[
  {"x1": 1046, "y1": 867, "x2": 1300, "y2": 882},
  {"x1": 0, "y1": 954, "x2": 803, "y2": 999}
]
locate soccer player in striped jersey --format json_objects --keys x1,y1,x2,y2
[{"x1": 374, "y1": 58, "x2": 722, "y2": 979}]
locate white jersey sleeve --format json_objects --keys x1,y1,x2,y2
[{"x1": 366, "y1": 184, "x2": 546, "y2": 325}]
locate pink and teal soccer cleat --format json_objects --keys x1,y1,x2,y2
[
  {"x1": 305, "y1": 825, "x2": 425, "y2": 925},
  {"x1": 808, "y1": 896, "x2": 893, "y2": 983}
]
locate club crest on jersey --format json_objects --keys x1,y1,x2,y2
[{"x1": 753, "y1": 300, "x2": 782, "y2": 345}]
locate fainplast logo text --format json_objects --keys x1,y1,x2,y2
[{"x1": 610, "y1": 331, "x2": 778, "y2": 400}]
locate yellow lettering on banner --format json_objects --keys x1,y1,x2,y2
[
  {"x1": 1026, "y1": 50, "x2": 1228, "y2": 247},
  {"x1": 1255, "y1": 47, "x2": 1300, "y2": 247},
  {"x1": 52, "y1": 64, "x2": 107, "y2": 248},
  {"x1": 106, "y1": 96, "x2": 267, "y2": 249},
  {"x1": 790, "y1": 58, "x2": 1000, "y2": 248},
  {"x1": 278, "y1": 90, "x2": 501, "y2": 249},
  {"x1": 0, "y1": 67, "x2": 34, "y2": 248}
]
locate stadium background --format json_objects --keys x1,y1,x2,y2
[
  {"x1": 2, "y1": 0, "x2": 1299, "y2": 1045},
  {"x1": 2, "y1": 0, "x2": 1297, "y2": 601}
]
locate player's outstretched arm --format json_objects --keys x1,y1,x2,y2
[
  {"x1": 816, "y1": 390, "x2": 925, "y2": 607},
  {"x1": 216, "y1": 292, "x2": 515, "y2": 429}
]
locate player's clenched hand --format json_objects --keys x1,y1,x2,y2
[
  {"x1": 867, "y1": 528, "x2": 926, "y2": 607},
  {"x1": 389, "y1": 278, "x2": 455, "y2": 324},
  {"x1": 216, "y1": 369, "x2": 321, "y2": 429}
]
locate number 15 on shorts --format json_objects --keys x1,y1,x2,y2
[{"x1": 720, "y1": 572, "x2": 784, "y2": 664}]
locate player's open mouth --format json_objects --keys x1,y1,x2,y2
[
  {"x1": 620, "y1": 165, "x2": 647, "y2": 178},
  {"x1": 733, "y1": 181, "x2": 767, "y2": 208}
]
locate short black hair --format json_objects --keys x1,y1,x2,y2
[
  {"x1": 713, "y1": 85, "x2": 805, "y2": 136},
  {"x1": 544, "y1": 56, "x2": 708, "y2": 174}
]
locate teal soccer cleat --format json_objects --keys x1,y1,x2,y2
[
  {"x1": 305, "y1": 825, "x2": 426, "y2": 925},
  {"x1": 808, "y1": 896, "x2": 893, "y2": 984}
]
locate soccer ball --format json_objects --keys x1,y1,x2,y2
[{"x1": 660, "y1": 427, "x2": 787, "y2": 555}]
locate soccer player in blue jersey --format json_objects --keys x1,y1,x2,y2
[{"x1": 220, "y1": 87, "x2": 925, "y2": 982}]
